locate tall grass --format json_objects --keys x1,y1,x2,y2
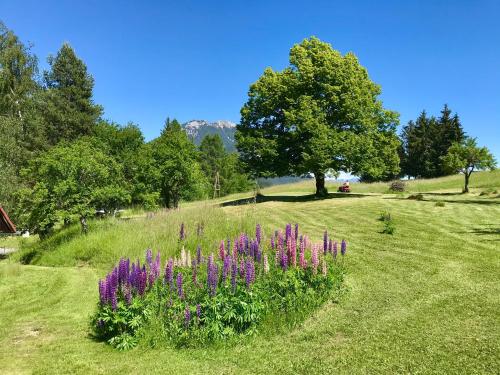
[{"x1": 14, "y1": 204, "x2": 258, "y2": 270}]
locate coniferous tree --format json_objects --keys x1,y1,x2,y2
[
  {"x1": 41, "y1": 43, "x2": 102, "y2": 145},
  {"x1": 400, "y1": 105, "x2": 465, "y2": 178}
]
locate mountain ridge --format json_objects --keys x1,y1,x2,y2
[{"x1": 182, "y1": 120, "x2": 237, "y2": 151}]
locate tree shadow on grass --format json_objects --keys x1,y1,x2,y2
[
  {"x1": 466, "y1": 225, "x2": 500, "y2": 242},
  {"x1": 221, "y1": 192, "x2": 371, "y2": 207},
  {"x1": 386, "y1": 195, "x2": 500, "y2": 206}
]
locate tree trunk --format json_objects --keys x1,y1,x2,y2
[
  {"x1": 463, "y1": 172, "x2": 470, "y2": 193},
  {"x1": 80, "y1": 216, "x2": 88, "y2": 234},
  {"x1": 314, "y1": 172, "x2": 328, "y2": 197}
]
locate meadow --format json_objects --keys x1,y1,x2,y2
[{"x1": 0, "y1": 171, "x2": 499, "y2": 374}]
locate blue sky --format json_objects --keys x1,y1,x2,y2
[{"x1": 1, "y1": 0, "x2": 499, "y2": 159}]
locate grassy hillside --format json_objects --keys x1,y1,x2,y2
[{"x1": 1, "y1": 171, "x2": 499, "y2": 374}]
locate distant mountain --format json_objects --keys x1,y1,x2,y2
[{"x1": 183, "y1": 120, "x2": 237, "y2": 152}]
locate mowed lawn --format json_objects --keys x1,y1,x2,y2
[{"x1": 0, "y1": 173, "x2": 499, "y2": 374}]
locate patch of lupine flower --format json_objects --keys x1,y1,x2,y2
[{"x1": 97, "y1": 222, "x2": 348, "y2": 324}]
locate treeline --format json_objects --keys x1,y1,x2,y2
[
  {"x1": 399, "y1": 105, "x2": 465, "y2": 179},
  {"x1": 0, "y1": 22, "x2": 251, "y2": 236}
]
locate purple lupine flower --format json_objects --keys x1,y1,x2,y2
[
  {"x1": 231, "y1": 260, "x2": 237, "y2": 292},
  {"x1": 341, "y1": 239, "x2": 347, "y2": 256},
  {"x1": 219, "y1": 240, "x2": 225, "y2": 261},
  {"x1": 146, "y1": 249, "x2": 153, "y2": 267},
  {"x1": 118, "y1": 258, "x2": 128, "y2": 285},
  {"x1": 328, "y1": 239, "x2": 333, "y2": 253},
  {"x1": 227, "y1": 239, "x2": 231, "y2": 255},
  {"x1": 280, "y1": 250, "x2": 288, "y2": 271},
  {"x1": 222, "y1": 255, "x2": 231, "y2": 283},
  {"x1": 165, "y1": 258, "x2": 174, "y2": 289},
  {"x1": 196, "y1": 245, "x2": 202, "y2": 265},
  {"x1": 176, "y1": 272, "x2": 184, "y2": 299},
  {"x1": 207, "y1": 254, "x2": 218, "y2": 296},
  {"x1": 323, "y1": 231, "x2": 328, "y2": 254},
  {"x1": 138, "y1": 266, "x2": 147, "y2": 296},
  {"x1": 245, "y1": 258, "x2": 255, "y2": 288},
  {"x1": 98, "y1": 279, "x2": 107, "y2": 304},
  {"x1": 185, "y1": 305, "x2": 191, "y2": 327},
  {"x1": 333, "y1": 241, "x2": 338, "y2": 259},
  {"x1": 256, "y1": 224, "x2": 262, "y2": 245},
  {"x1": 294, "y1": 223, "x2": 299, "y2": 241},
  {"x1": 285, "y1": 223, "x2": 292, "y2": 241},
  {"x1": 239, "y1": 259, "x2": 245, "y2": 278},
  {"x1": 278, "y1": 231, "x2": 284, "y2": 251},
  {"x1": 179, "y1": 223, "x2": 185, "y2": 241},
  {"x1": 196, "y1": 304, "x2": 201, "y2": 321},
  {"x1": 270, "y1": 235, "x2": 275, "y2": 250},
  {"x1": 110, "y1": 286, "x2": 117, "y2": 310},
  {"x1": 256, "y1": 248, "x2": 262, "y2": 263},
  {"x1": 209, "y1": 264, "x2": 219, "y2": 297}
]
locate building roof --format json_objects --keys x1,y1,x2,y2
[{"x1": 0, "y1": 206, "x2": 16, "y2": 233}]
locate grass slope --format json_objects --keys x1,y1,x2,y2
[{"x1": 1, "y1": 171, "x2": 499, "y2": 374}]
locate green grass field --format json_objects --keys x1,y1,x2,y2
[{"x1": 1, "y1": 171, "x2": 499, "y2": 374}]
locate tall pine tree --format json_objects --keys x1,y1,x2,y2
[
  {"x1": 41, "y1": 43, "x2": 102, "y2": 145},
  {"x1": 400, "y1": 105, "x2": 465, "y2": 178}
]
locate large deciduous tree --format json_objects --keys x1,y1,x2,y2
[
  {"x1": 441, "y1": 138, "x2": 496, "y2": 193},
  {"x1": 16, "y1": 139, "x2": 130, "y2": 236},
  {"x1": 151, "y1": 119, "x2": 208, "y2": 208},
  {"x1": 236, "y1": 37, "x2": 400, "y2": 196}
]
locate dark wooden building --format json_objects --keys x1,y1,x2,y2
[{"x1": 0, "y1": 207, "x2": 16, "y2": 234}]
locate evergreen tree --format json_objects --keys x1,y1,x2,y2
[
  {"x1": 400, "y1": 105, "x2": 465, "y2": 178},
  {"x1": 41, "y1": 43, "x2": 102, "y2": 145}
]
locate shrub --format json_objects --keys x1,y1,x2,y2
[
  {"x1": 435, "y1": 201, "x2": 445, "y2": 207},
  {"x1": 91, "y1": 224, "x2": 346, "y2": 349},
  {"x1": 379, "y1": 211, "x2": 395, "y2": 234},
  {"x1": 389, "y1": 180, "x2": 406, "y2": 192},
  {"x1": 408, "y1": 193, "x2": 424, "y2": 201}
]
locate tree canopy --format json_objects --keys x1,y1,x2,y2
[
  {"x1": 16, "y1": 139, "x2": 130, "y2": 236},
  {"x1": 441, "y1": 138, "x2": 496, "y2": 192},
  {"x1": 236, "y1": 37, "x2": 400, "y2": 195}
]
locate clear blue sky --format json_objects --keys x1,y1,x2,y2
[{"x1": 1, "y1": 0, "x2": 499, "y2": 158}]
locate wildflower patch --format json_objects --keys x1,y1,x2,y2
[{"x1": 91, "y1": 223, "x2": 347, "y2": 349}]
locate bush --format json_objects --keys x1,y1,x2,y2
[
  {"x1": 379, "y1": 211, "x2": 395, "y2": 234},
  {"x1": 91, "y1": 224, "x2": 346, "y2": 349},
  {"x1": 435, "y1": 201, "x2": 445, "y2": 207},
  {"x1": 408, "y1": 193, "x2": 424, "y2": 201},
  {"x1": 389, "y1": 180, "x2": 406, "y2": 192}
]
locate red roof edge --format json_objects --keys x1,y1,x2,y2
[{"x1": 0, "y1": 206, "x2": 16, "y2": 233}]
